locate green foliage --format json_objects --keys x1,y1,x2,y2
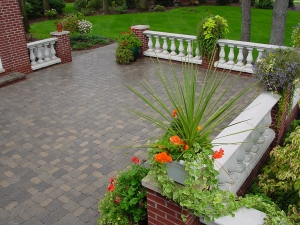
[
  {"x1": 152, "y1": 5, "x2": 166, "y2": 11},
  {"x1": 292, "y1": 23, "x2": 300, "y2": 48},
  {"x1": 216, "y1": 0, "x2": 230, "y2": 6},
  {"x1": 289, "y1": 0, "x2": 294, "y2": 7},
  {"x1": 44, "y1": 9, "x2": 58, "y2": 19},
  {"x1": 87, "y1": 0, "x2": 102, "y2": 11},
  {"x1": 61, "y1": 12, "x2": 84, "y2": 34},
  {"x1": 25, "y1": 0, "x2": 43, "y2": 18},
  {"x1": 116, "y1": 46, "x2": 134, "y2": 64},
  {"x1": 70, "y1": 35, "x2": 110, "y2": 50},
  {"x1": 74, "y1": 0, "x2": 87, "y2": 11},
  {"x1": 283, "y1": 119, "x2": 300, "y2": 142},
  {"x1": 115, "y1": 4, "x2": 128, "y2": 13},
  {"x1": 49, "y1": 0, "x2": 66, "y2": 13},
  {"x1": 98, "y1": 159, "x2": 149, "y2": 224},
  {"x1": 197, "y1": 15, "x2": 229, "y2": 58},
  {"x1": 255, "y1": 0, "x2": 274, "y2": 9},
  {"x1": 116, "y1": 31, "x2": 142, "y2": 49}
]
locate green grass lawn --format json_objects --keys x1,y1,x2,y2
[
  {"x1": 30, "y1": 5, "x2": 300, "y2": 46},
  {"x1": 63, "y1": 3, "x2": 75, "y2": 13}
]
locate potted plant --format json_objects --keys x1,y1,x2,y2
[
  {"x1": 55, "y1": 21, "x2": 63, "y2": 32},
  {"x1": 98, "y1": 157, "x2": 149, "y2": 225},
  {"x1": 116, "y1": 30, "x2": 142, "y2": 64},
  {"x1": 197, "y1": 14, "x2": 229, "y2": 58},
  {"x1": 253, "y1": 47, "x2": 300, "y2": 128},
  {"x1": 124, "y1": 60, "x2": 294, "y2": 224}
]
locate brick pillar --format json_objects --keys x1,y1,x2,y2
[
  {"x1": 131, "y1": 25, "x2": 150, "y2": 55},
  {"x1": 146, "y1": 189, "x2": 204, "y2": 225},
  {"x1": 0, "y1": 0, "x2": 32, "y2": 76},
  {"x1": 200, "y1": 46, "x2": 219, "y2": 70},
  {"x1": 50, "y1": 31, "x2": 72, "y2": 64}
]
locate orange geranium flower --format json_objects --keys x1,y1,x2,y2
[
  {"x1": 197, "y1": 126, "x2": 201, "y2": 131},
  {"x1": 108, "y1": 184, "x2": 115, "y2": 192},
  {"x1": 172, "y1": 109, "x2": 177, "y2": 117},
  {"x1": 154, "y1": 152, "x2": 172, "y2": 163},
  {"x1": 184, "y1": 145, "x2": 189, "y2": 150},
  {"x1": 213, "y1": 148, "x2": 224, "y2": 159},
  {"x1": 170, "y1": 135, "x2": 184, "y2": 145}
]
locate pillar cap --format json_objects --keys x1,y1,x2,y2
[
  {"x1": 131, "y1": 25, "x2": 150, "y2": 30},
  {"x1": 50, "y1": 31, "x2": 70, "y2": 36}
]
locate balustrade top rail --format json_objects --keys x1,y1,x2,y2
[
  {"x1": 217, "y1": 39, "x2": 282, "y2": 49},
  {"x1": 27, "y1": 38, "x2": 58, "y2": 48},
  {"x1": 143, "y1": 30, "x2": 196, "y2": 40}
]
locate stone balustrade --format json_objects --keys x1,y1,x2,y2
[
  {"x1": 27, "y1": 38, "x2": 61, "y2": 70},
  {"x1": 212, "y1": 91, "x2": 279, "y2": 192},
  {"x1": 215, "y1": 39, "x2": 282, "y2": 74},
  {"x1": 143, "y1": 30, "x2": 202, "y2": 64}
]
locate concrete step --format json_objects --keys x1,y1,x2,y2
[{"x1": 0, "y1": 72, "x2": 26, "y2": 88}]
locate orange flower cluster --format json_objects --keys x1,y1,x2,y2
[
  {"x1": 108, "y1": 177, "x2": 116, "y2": 192},
  {"x1": 170, "y1": 135, "x2": 184, "y2": 145},
  {"x1": 213, "y1": 148, "x2": 224, "y2": 159},
  {"x1": 197, "y1": 126, "x2": 201, "y2": 131},
  {"x1": 172, "y1": 109, "x2": 177, "y2": 118},
  {"x1": 131, "y1": 156, "x2": 139, "y2": 164},
  {"x1": 154, "y1": 152, "x2": 172, "y2": 163},
  {"x1": 184, "y1": 145, "x2": 189, "y2": 150}
]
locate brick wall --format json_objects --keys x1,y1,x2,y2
[
  {"x1": 0, "y1": 0, "x2": 32, "y2": 76},
  {"x1": 147, "y1": 188, "x2": 204, "y2": 225},
  {"x1": 50, "y1": 31, "x2": 72, "y2": 64}
]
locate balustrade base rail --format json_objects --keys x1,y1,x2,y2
[
  {"x1": 144, "y1": 51, "x2": 202, "y2": 64},
  {"x1": 27, "y1": 38, "x2": 61, "y2": 71}
]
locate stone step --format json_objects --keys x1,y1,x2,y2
[{"x1": 0, "y1": 72, "x2": 26, "y2": 87}]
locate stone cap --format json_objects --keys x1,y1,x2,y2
[
  {"x1": 131, "y1": 25, "x2": 150, "y2": 30},
  {"x1": 50, "y1": 31, "x2": 70, "y2": 36}
]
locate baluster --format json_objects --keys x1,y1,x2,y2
[
  {"x1": 194, "y1": 47, "x2": 201, "y2": 60},
  {"x1": 235, "y1": 46, "x2": 244, "y2": 67},
  {"x1": 243, "y1": 138, "x2": 253, "y2": 163},
  {"x1": 263, "y1": 112, "x2": 272, "y2": 136},
  {"x1": 36, "y1": 45, "x2": 44, "y2": 64},
  {"x1": 257, "y1": 120, "x2": 266, "y2": 144},
  {"x1": 43, "y1": 42, "x2": 51, "y2": 62},
  {"x1": 170, "y1": 38, "x2": 177, "y2": 56},
  {"x1": 251, "y1": 129, "x2": 260, "y2": 153},
  {"x1": 217, "y1": 170, "x2": 229, "y2": 191},
  {"x1": 245, "y1": 47, "x2": 253, "y2": 68},
  {"x1": 147, "y1": 35, "x2": 153, "y2": 52},
  {"x1": 162, "y1": 37, "x2": 169, "y2": 54},
  {"x1": 257, "y1": 48, "x2": 264, "y2": 62},
  {"x1": 177, "y1": 39, "x2": 184, "y2": 57},
  {"x1": 226, "y1": 158, "x2": 238, "y2": 183},
  {"x1": 235, "y1": 145, "x2": 246, "y2": 173},
  {"x1": 29, "y1": 47, "x2": 38, "y2": 66},
  {"x1": 218, "y1": 43, "x2": 226, "y2": 64},
  {"x1": 226, "y1": 44, "x2": 235, "y2": 65},
  {"x1": 186, "y1": 40, "x2": 193, "y2": 59},
  {"x1": 154, "y1": 36, "x2": 161, "y2": 53},
  {"x1": 50, "y1": 41, "x2": 57, "y2": 60}
]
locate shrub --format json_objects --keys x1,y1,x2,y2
[
  {"x1": 77, "y1": 19, "x2": 93, "y2": 35},
  {"x1": 153, "y1": 5, "x2": 166, "y2": 11},
  {"x1": 115, "y1": 4, "x2": 127, "y2": 13},
  {"x1": 255, "y1": 0, "x2": 274, "y2": 9},
  {"x1": 289, "y1": 0, "x2": 294, "y2": 8},
  {"x1": 49, "y1": 0, "x2": 66, "y2": 13},
  {"x1": 153, "y1": 0, "x2": 172, "y2": 7},
  {"x1": 70, "y1": 35, "x2": 110, "y2": 50},
  {"x1": 74, "y1": 0, "x2": 88, "y2": 11},
  {"x1": 216, "y1": 0, "x2": 230, "y2": 5},
  {"x1": 44, "y1": 9, "x2": 58, "y2": 19},
  {"x1": 61, "y1": 12, "x2": 84, "y2": 34},
  {"x1": 26, "y1": 0, "x2": 43, "y2": 18},
  {"x1": 292, "y1": 23, "x2": 300, "y2": 48},
  {"x1": 116, "y1": 46, "x2": 134, "y2": 64},
  {"x1": 87, "y1": 0, "x2": 102, "y2": 10},
  {"x1": 25, "y1": 1, "x2": 33, "y2": 17}
]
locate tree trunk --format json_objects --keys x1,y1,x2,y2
[
  {"x1": 103, "y1": 0, "x2": 109, "y2": 14},
  {"x1": 269, "y1": 0, "x2": 289, "y2": 45},
  {"x1": 241, "y1": 0, "x2": 251, "y2": 62},
  {"x1": 18, "y1": 0, "x2": 30, "y2": 34},
  {"x1": 43, "y1": 0, "x2": 51, "y2": 11}
]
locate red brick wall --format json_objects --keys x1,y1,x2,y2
[
  {"x1": 51, "y1": 31, "x2": 72, "y2": 64},
  {"x1": 0, "y1": 0, "x2": 32, "y2": 76},
  {"x1": 147, "y1": 188, "x2": 204, "y2": 225}
]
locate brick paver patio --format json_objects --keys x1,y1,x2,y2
[{"x1": 0, "y1": 44, "x2": 258, "y2": 225}]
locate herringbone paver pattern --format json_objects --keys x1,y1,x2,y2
[{"x1": 0, "y1": 44, "x2": 258, "y2": 225}]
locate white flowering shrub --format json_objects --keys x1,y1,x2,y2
[{"x1": 78, "y1": 19, "x2": 93, "y2": 35}]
